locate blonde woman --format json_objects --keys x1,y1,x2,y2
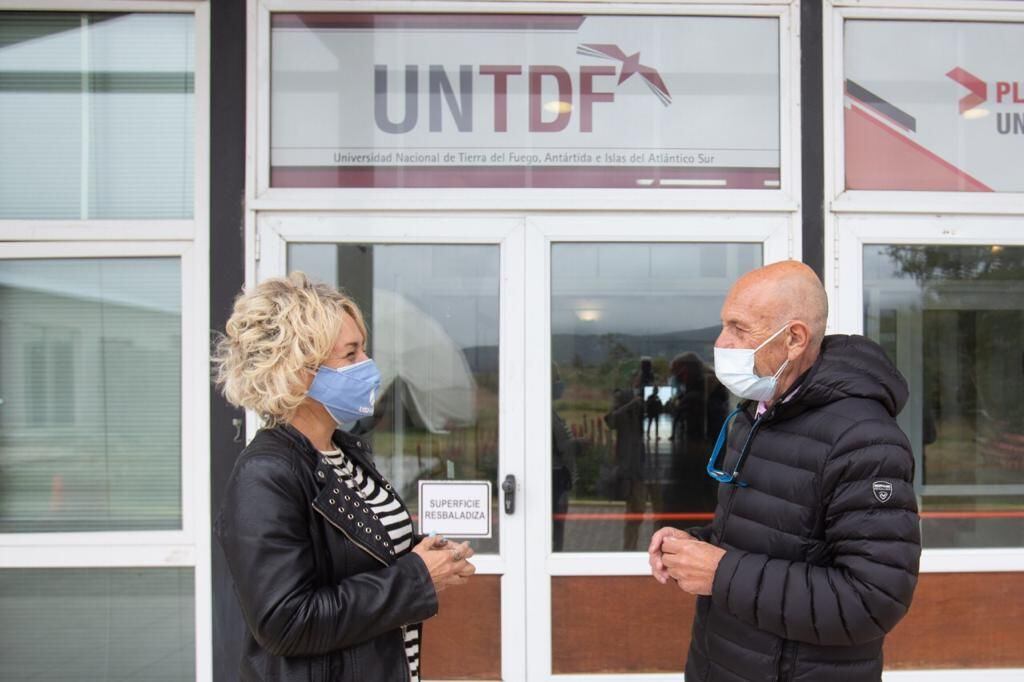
[{"x1": 214, "y1": 272, "x2": 474, "y2": 682}]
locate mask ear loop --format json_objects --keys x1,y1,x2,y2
[
  {"x1": 759, "y1": 324, "x2": 792, "y2": 392},
  {"x1": 771, "y1": 358, "x2": 790, "y2": 381},
  {"x1": 752, "y1": 323, "x2": 790, "y2": 354}
]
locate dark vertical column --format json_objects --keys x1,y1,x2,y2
[
  {"x1": 335, "y1": 244, "x2": 375, "y2": 334},
  {"x1": 210, "y1": 0, "x2": 247, "y2": 678},
  {"x1": 800, "y1": 0, "x2": 825, "y2": 280}
]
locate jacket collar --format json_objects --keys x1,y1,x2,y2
[
  {"x1": 272, "y1": 423, "x2": 380, "y2": 474},
  {"x1": 271, "y1": 424, "x2": 403, "y2": 565},
  {"x1": 311, "y1": 456, "x2": 399, "y2": 566}
]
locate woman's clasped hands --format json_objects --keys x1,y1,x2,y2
[{"x1": 411, "y1": 535, "x2": 476, "y2": 593}]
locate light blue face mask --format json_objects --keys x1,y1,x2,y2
[
  {"x1": 713, "y1": 324, "x2": 790, "y2": 402},
  {"x1": 307, "y1": 359, "x2": 382, "y2": 426}
]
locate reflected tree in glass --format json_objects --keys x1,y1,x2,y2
[{"x1": 865, "y1": 244, "x2": 1024, "y2": 548}]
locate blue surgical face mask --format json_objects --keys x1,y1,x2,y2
[{"x1": 307, "y1": 359, "x2": 382, "y2": 426}]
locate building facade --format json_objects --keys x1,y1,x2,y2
[{"x1": 1, "y1": 1, "x2": 1023, "y2": 680}]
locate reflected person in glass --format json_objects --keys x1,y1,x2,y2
[
  {"x1": 604, "y1": 371, "x2": 653, "y2": 551},
  {"x1": 648, "y1": 261, "x2": 921, "y2": 682},
  {"x1": 551, "y1": 363, "x2": 580, "y2": 551},
  {"x1": 664, "y1": 351, "x2": 728, "y2": 515},
  {"x1": 213, "y1": 272, "x2": 475, "y2": 682}
]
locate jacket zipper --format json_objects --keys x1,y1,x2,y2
[
  {"x1": 314, "y1": 504, "x2": 389, "y2": 567},
  {"x1": 314, "y1": 505, "x2": 412, "y2": 682},
  {"x1": 703, "y1": 409, "x2": 768, "y2": 682}
]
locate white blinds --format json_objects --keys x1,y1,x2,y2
[
  {"x1": 0, "y1": 568, "x2": 194, "y2": 680},
  {"x1": 0, "y1": 257, "x2": 182, "y2": 532},
  {"x1": 0, "y1": 13, "x2": 194, "y2": 219}
]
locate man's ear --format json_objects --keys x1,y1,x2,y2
[{"x1": 786, "y1": 321, "x2": 812, "y2": 358}]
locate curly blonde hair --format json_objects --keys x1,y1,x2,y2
[{"x1": 213, "y1": 272, "x2": 368, "y2": 426}]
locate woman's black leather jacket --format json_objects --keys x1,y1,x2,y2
[{"x1": 215, "y1": 424, "x2": 437, "y2": 681}]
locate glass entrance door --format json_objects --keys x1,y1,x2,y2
[
  {"x1": 257, "y1": 215, "x2": 526, "y2": 681},
  {"x1": 254, "y1": 213, "x2": 793, "y2": 680},
  {"x1": 523, "y1": 215, "x2": 791, "y2": 679}
]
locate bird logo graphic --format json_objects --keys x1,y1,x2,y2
[{"x1": 576, "y1": 44, "x2": 672, "y2": 106}]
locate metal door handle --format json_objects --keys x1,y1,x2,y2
[{"x1": 501, "y1": 474, "x2": 516, "y2": 515}]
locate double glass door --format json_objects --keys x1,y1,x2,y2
[{"x1": 256, "y1": 213, "x2": 791, "y2": 680}]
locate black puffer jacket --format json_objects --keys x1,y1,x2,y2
[
  {"x1": 215, "y1": 425, "x2": 438, "y2": 682},
  {"x1": 686, "y1": 335, "x2": 921, "y2": 682}
]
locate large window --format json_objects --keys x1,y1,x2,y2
[
  {"x1": 0, "y1": 5, "x2": 206, "y2": 680},
  {"x1": 0, "y1": 258, "x2": 182, "y2": 533},
  {"x1": 0, "y1": 568, "x2": 195, "y2": 681},
  {"x1": 0, "y1": 13, "x2": 195, "y2": 218},
  {"x1": 864, "y1": 244, "x2": 1024, "y2": 549}
]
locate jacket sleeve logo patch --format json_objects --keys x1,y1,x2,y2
[{"x1": 872, "y1": 480, "x2": 893, "y2": 503}]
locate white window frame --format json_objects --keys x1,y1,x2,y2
[
  {"x1": 0, "y1": 2, "x2": 212, "y2": 681},
  {"x1": 247, "y1": 0, "x2": 802, "y2": 216},
  {"x1": 823, "y1": 1, "x2": 1024, "y2": 575},
  {"x1": 823, "y1": 0, "x2": 1024, "y2": 215}
]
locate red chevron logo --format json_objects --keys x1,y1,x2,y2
[{"x1": 946, "y1": 67, "x2": 988, "y2": 114}]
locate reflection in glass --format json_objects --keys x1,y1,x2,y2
[
  {"x1": 0, "y1": 259, "x2": 182, "y2": 532},
  {"x1": 550, "y1": 243, "x2": 761, "y2": 551},
  {"x1": 288, "y1": 244, "x2": 500, "y2": 553},
  {"x1": 0, "y1": 568, "x2": 194, "y2": 680},
  {"x1": 0, "y1": 13, "x2": 195, "y2": 218},
  {"x1": 864, "y1": 244, "x2": 1024, "y2": 548}
]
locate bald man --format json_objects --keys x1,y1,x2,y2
[{"x1": 649, "y1": 261, "x2": 920, "y2": 682}]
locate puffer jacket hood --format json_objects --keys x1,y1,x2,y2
[{"x1": 788, "y1": 334, "x2": 909, "y2": 418}]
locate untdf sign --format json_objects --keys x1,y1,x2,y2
[
  {"x1": 269, "y1": 13, "x2": 780, "y2": 188},
  {"x1": 418, "y1": 480, "x2": 492, "y2": 539}
]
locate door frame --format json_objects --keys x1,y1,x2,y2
[
  {"x1": 830, "y1": 213, "x2": 1024, "y2": 575},
  {"x1": 255, "y1": 212, "x2": 528, "y2": 681},
  {"x1": 522, "y1": 213, "x2": 795, "y2": 681}
]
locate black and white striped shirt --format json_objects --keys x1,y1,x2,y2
[{"x1": 321, "y1": 447, "x2": 421, "y2": 682}]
